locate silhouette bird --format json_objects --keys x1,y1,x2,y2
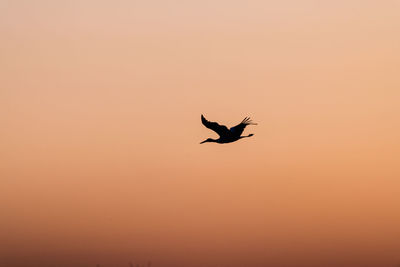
[{"x1": 200, "y1": 114, "x2": 257, "y2": 144}]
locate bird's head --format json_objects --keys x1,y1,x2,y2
[{"x1": 200, "y1": 138, "x2": 216, "y2": 144}]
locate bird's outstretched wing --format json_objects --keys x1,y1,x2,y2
[
  {"x1": 230, "y1": 117, "x2": 257, "y2": 136},
  {"x1": 201, "y1": 115, "x2": 230, "y2": 137}
]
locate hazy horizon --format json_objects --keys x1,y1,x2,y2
[{"x1": 1, "y1": 1, "x2": 400, "y2": 266}]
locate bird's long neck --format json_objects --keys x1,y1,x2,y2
[{"x1": 240, "y1": 134, "x2": 253, "y2": 139}]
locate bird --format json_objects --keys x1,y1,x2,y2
[{"x1": 200, "y1": 114, "x2": 257, "y2": 144}]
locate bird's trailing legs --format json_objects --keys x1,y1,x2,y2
[{"x1": 240, "y1": 133, "x2": 254, "y2": 139}]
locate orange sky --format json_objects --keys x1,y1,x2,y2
[{"x1": 1, "y1": 1, "x2": 400, "y2": 267}]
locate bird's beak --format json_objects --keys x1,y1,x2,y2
[{"x1": 200, "y1": 140, "x2": 207, "y2": 144}]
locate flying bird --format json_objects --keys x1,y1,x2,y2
[{"x1": 200, "y1": 114, "x2": 257, "y2": 144}]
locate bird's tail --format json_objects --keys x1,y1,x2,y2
[{"x1": 241, "y1": 117, "x2": 257, "y2": 125}]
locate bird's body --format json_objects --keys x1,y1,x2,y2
[{"x1": 200, "y1": 115, "x2": 257, "y2": 144}]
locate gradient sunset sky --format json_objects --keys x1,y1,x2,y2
[{"x1": 1, "y1": 1, "x2": 400, "y2": 267}]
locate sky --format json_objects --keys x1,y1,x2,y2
[{"x1": 1, "y1": 1, "x2": 400, "y2": 266}]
